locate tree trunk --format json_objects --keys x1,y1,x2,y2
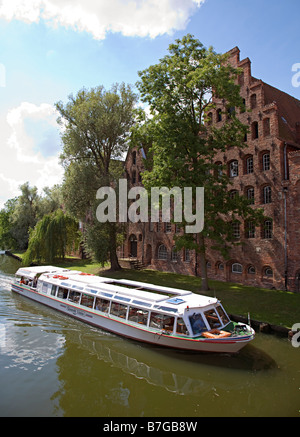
[
  {"x1": 198, "y1": 233, "x2": 209, "y2": 291},
  {"x1": 109, "y1": 223, "x2": 122, "y2": 271}
]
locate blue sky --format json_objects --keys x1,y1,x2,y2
[{"x1": 0, "y1": 0, "x2": 299, "y2": 208}]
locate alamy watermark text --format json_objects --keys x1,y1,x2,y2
[{"x1": 96, "y1": 179, "x2": 204, "y2": 234}]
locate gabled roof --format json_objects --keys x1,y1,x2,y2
[{"x1": 262, "y1": 82, "x2": 300, "y2": 145}]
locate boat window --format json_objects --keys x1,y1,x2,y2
[
  {"x1": 153, "y1": 305, "x2": 178, "y2": 313},
  {"x1": 132, "y1": 300, "x2": 152, "y2": 308},
  {"x1": 95, "y1": 297, "x2": 110, "y2": 313},
  {"x1": 100, "y1": 292, "x2": 113, "y2": 298},
  {"x1": 189, "y1": 313, "x2": 207, "y2": 335},
  {"x1": 115, "y1": 295, "x2": 131, "y2": 302},
  {"x1": 110, "y1": 302, "x2": 128, "y2": 319},
  {"x1": 81, "y1": 294, "x2": 95, "y2": 308},
  {"x1": 176, "y1": 318, "x2": 189, "y2": 336},
  {"x1": 72, "y1": 285, "x2": 83, "y2": 291},
  {"x1": 68, "y1": 290, "x2": 81, "y2": 303},
  {"x1": 128, "y1": 307, "x2": 149, "y2": 325},
  {"x1": 88, "y1": 289, "x2": 98, "y2": 294},
  {"x1": 57, "y1": 287, "x2": 68, "y2": 299},
  {"x1": 149, "y1": 312, "x2": 174, "y2": 333},
  {"x1": 204, "y1": 309, "x2": 222, "y2": 329},
  {"x1": 166, "y1": 297, "x2": 185, "y2": 305},
  {"x1": 51, "y1": 285, "x2": 57, "y2": 296},
  {"x1": 216, "y1": 305, "x2": 230, "y2": 325},
  {"x1": 42, "y1": 282, "x2": 49, "y2": 293}
]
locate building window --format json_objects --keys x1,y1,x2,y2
[
  {"x1": 175, "y1": 223, "x2": 181, "y2": 233},
  {"x1": 215, "y1": 161, "x2": 223, "y2": 178},
  {"x1": 229, "y1": 190, "x2": 239, "y2": 199},
  {"x1": 165, "y1": 222, "x2": 172, "y2": 233},
  {"x1": 245, "y1": 221, "x2": 255, "y2": 238},
  {"x1": 263, "y1": 220, "x2": 273, "y2": 239},
  {"x1": 248, "y1": 265, "x2": 256, "y2": 274},
  {"x1": 217, "y1": 109, "x2": 222, "y2": 122},
  {"x1": 252, "y1": 121, "x2": 259, "y2": 139},
  {"x1": 132, "y1": 170, "x2": 136, "y2": 184},
  {"x1": 262, "y1": 152, "x2": 270, "y2": 171},
  {"x1": 263, "y1": 186, "x2": 272, "y2": 204},
  {"x1": 232, "y1": 263, "x2": 243, "y2": 274},
  {"x1": 132, "y1": 151, "x2": 137, "y2": 165},
  {"x1": 240, "y1": 98, "x2": 246, "y2": 113},
  {"x1": 158, "y1": 244, "x2": 167, "y2": 260},
  {"x1": 229, "y1": 160, "x2": 239, "y2": 178},
  {"x1": 264, "y1": 267, "x2": 273, "y2": 277},
  {"x1": 246, "y1": 155, "x2": 254, "y2": 174},
  {"x1": 250, "y1": 94, "x2": 257, "y2": 109},
  {"x1": 232, "y1": 221, "x2": 240, "y2": 239},
  {"x1": 184, "y1": 248, "x2": 190, "y2": 262},
  {"x1": 246, "y1": 187, "x2": 255, "y2": 204},
  {"x1": 171, "y1": 247, "x2": 178, "y2": 262},
  {"x1": 207, "y1": 112, "x2": 213, "y2": 125},
  {"x1": 227, "y1": 106, "x2": 235, "y2": 119},
  {"x1": 263, "y1": 118, "x2": 271, "y2": 136},
  {"x1": 218, "y1": 263, "x2": 224, "y2": 270}
]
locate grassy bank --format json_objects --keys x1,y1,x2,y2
[{"x1": 53, "y1": 257, "x2": 299, "y2": 329}]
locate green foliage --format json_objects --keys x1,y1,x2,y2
[
  {"x1": 56, "y1": 83, "x2": 138, "y2": 174},
  {"x1": 0, "y1": 183, "x2": 64, "y2": 251},
  {"x1": 135, "y1": 35, "x2": 263, "y2": 247},
  {"x1": 56, "y1": 83, "x2": 137, "y2": 270},
  {"x1": 0, "y1": 198, "x2": 18, "y2": 250},
  {"x1": 133, "y1": 35, "x2": 264, "y2": 289},
  {"x1": 22, "y1": 209, "x2": 80, "y2": 265},
  {"x1": 9, "y1": 182, "x2": 40, "y2": 250}
]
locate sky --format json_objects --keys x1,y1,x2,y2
[{"x1": 0, "y1": 0, "x2": 299, "y2": 208}]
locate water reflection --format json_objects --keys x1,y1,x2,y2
[{"x1": 58, "y1": 325, "x2": 277, "y2": 399}]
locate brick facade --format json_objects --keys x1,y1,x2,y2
[{"x1": 122, "y1": 47, "x2": 300, "y2": 292}]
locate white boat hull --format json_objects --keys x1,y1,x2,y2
[{"x1": 11, "y1": 283, "x2": 254, "y2": 354}]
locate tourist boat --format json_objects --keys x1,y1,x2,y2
[{"x1": 11, "y1": 266, "x2": 255, "y2": 353}]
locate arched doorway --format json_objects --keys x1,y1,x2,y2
[{"x1": 129, "y1": 234, "x2": 137, "y2": 258}]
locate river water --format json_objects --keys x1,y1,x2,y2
[{"x1": 0, "y1": 255, "x2": 299, "y2": 417}]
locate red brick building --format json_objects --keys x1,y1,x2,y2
[{"x1": 121, "y1": 47, "x2": 300, "y2": 292}]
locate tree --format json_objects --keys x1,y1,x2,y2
[
  {"x1": 0, "y1": 198, "x2": 18, "y2": 250},
  {"x1": 135, "y1": 35, "x2": 263, "y2": 290},
  {"x1": 38, "y1": 185, "x2": 64, "y2": 218},
  {"x1": 56, "y1": 83, "x2": 138, "y2": 270},
  {"x1": 22, "y1": 209, "x2": 80, "y2": 265},
  {"x1": 10, "y1": 182, "x2": 40, "y2": 250}
]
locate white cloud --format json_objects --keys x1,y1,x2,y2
[
  {"x1": 0, "y1": 0, "x2": 205, "y2": 39},
  {"x1": 0, "y1": 102, "x2": 64, "y2": 208},
  {"x1": 6, "y1": 102, "x2": 60, "y2": 162}
]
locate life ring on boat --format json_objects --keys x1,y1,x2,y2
[
  {"x1": 79, "y1": 273, "x2": 93, "y2": 276},
  {"x1": 202, "y1": 329, "x2": 231, "y2": 339}
]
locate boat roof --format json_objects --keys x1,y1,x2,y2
[
  {"x1": 15, "y1": 266, "x2": 70, "y2": 280},
  {"x1": 16, "y1": 266, "x2": 218, "y2": 313}
]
